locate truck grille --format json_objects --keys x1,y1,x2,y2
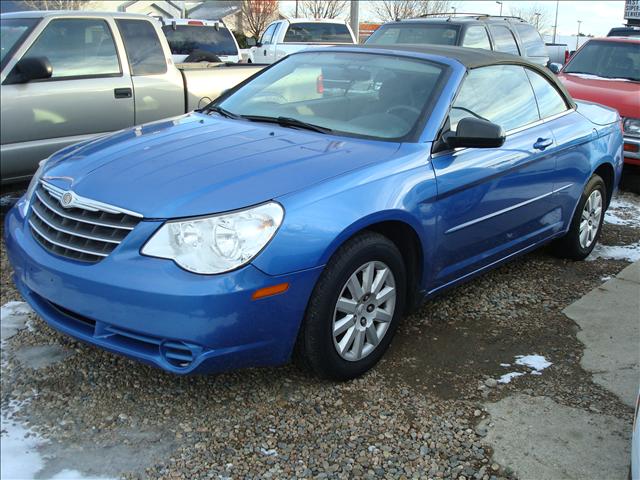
[{"x1": 28, "y1": 181, "x2": 142, "y2": 263}]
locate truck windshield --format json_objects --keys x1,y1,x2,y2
[
  {"x1": 366, "y1": 24, "x2": 459, "y2": 46},
  {"x1": 564, "y1": 40, "x2": 640, "y2": 81},
  {"x1": 1, "y1": 18, "x2": 39, "y2": 69},
  {"x1": 215, "y1": 51, "x2": 447, "y2": 141},
  {"x1": 162, "y1": 25, "x2": 238, "y2": 56},
  {"x1": 283, "y1": 23, "x2": 353, "y2": 43}
]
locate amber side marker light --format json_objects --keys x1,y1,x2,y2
[
  {"x1": 624, "y1": 143, "x2": 639, "y2": 153},
  {"x1": 252, "y1": 283, "x2": 289, "y2": 300}
]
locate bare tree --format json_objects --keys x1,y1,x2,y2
[
  {"x1": 371, "y1": 0, "x2": 453, "y2": 22},
  {"x1": 242, "y1": 0, "x2": 279, "y2": 39},
  {"x1": 509, "y1": 3, "x2": 551, "y2": 33},
  {"x1": 20, "y1": 0, "x2": 86, "y2": 9},
  {"x1": 298, "y1": 0, "x2": 348, "y2": 19}
]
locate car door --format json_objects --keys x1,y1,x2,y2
[
  {"x1": 1, "y1": 17, "x2": 134, "y2": 180},
  {"x1": 430, "y1": 64, "x2": 558, "y2": 289}
]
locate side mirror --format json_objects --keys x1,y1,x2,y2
[
  {"x1": 444, "y1": 117, "x2": 505, "y2": 149},
  {"x1": 7, "y1": 56, "x2": 52, "y2": 84},
  {"x1": 246, "y1": 37, "x2": 257, "y2": 47},
  {"x1": 548, "y1": 62, "x2": 562, "y2": 74}
]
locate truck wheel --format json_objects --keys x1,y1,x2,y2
[
  {"x1": 296, "y1": 231, "x2": 406, "y2": 380},
  {"x1": 552, "y1": 174, "x2": 606, "y2": 260},
  {"x1": 183, "y1": 50, "x2": 221, "y2": 63}
]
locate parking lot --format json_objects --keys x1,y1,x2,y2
[{"x1": 1, "y1": 187, "x2": 638, "y2": 480}]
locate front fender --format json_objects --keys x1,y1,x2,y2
[{"x1": 252, "y1": 144, "x2": 438, "y2": 278}]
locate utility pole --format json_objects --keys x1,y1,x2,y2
[
  {"x1": 576, "y1": 20, "x2": 582, "y2": 50},
  {"x1": 350, "y1": 0, "x2": 359, "y2": 44},
  {"x1": 553, "y1": 0, "x2": 559, "y2": 43},
  {"x1": 534, "y1": 12, "x2": 540, "y2": 31},
  {"x1": 451, "y1": 7, "x2": 456, "y2": 16},
  {"x1": 496, "y1": 1, "x2": 503, "y2": 16},
  {"x1": 295, "y1": 0, "x2": 299, "y2": 18}
]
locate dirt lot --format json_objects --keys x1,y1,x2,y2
[{"x1": 1, "y1": 187, "x2": 639, "y2": 480}]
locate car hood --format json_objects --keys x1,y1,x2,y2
[
  {"x1": 42, "y1": 113, "x2": 401, "y2": 218},
  {"x1": 558, "y1": 73, "x2": 640, "y2": 118}
]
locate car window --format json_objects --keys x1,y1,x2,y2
[
  {"x1": 563, "y1": 40, "x2": 640, "y2": 81},
  {"x1": 283, "y1": 22, "x2": 352, "y2": 43},
  {"x1": 366, "y1": 24, "x2": 459, "y2": 46},
  {"x1": 162, "y1": 25, "x2": 238, "y2": 56},
  {"x1": 489, "y1": 25, "x2": 520, "y2": 55},
  {"x1": 116, "y1": 19, "x2": 167, "y2": 75},
  {"x1": 1, "y1": 18, "x2": 39, "y2": 69},
  {"x1": 525, "y1": 69, "x2": 568, "y2": 118},
  {"x1": 260, "y1": 23, "x2": 277, "y2": 45},
  {"x1": 22, "y1": 18, "x2": 120, "y2": 78},
  {"x1": 514, "y1": 24, "x2": 547, "y2": 57},
  {"x1": 218, "y1": 51, "x2": 447, "y2": 141},
  {"x1": 461, "y1": 26, "x2": 491, "y2": 50},
  {"x1": 450, "y1": 65, "x2": 539, "y2": 132}
]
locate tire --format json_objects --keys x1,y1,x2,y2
[
  {"x1": 552, "y1": 174, "x2": 607, "y2": 260},
  {"x1": 295, "y1": 231, "x2": 406, "y2": 380},
  {"x1": 183, "y1": 50, "x2": 221, "y2": 63}
]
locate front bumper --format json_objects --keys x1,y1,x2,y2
[
  {"x1": 624, "y1": 136, "x2": 640, "y2": 166},
  {"x1": 4, "y1": 206, "x2": 323, "y2": 374}
]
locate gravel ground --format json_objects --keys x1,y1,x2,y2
[{"x1": 1, "y1": 187, "x2": 639, "y2": 480}]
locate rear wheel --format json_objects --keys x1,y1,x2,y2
[
  {"x1": 296, "y1": 232, "x2": 406, "y2": 380},
  {"x1": 552, "y1": 174, "x2": 606, "y2": 260}
]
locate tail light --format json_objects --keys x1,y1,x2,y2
[
  {"x1": 316, "y1": 74, "x2": 324, "y2": 94},
  {"x1": 564, "y1": 50, "x2": 569, "y2": 63},
  {"x1": 188, "y1": 20, "x2": 204, "y2": 26}
]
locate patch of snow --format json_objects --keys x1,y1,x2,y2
[
  {"x1": 605, "y1": 195, "x2": 640, "y2": 228},
  {"x1": 587, "y1": 243, "x2": 640, "y2": 262},
  {"x1": 1, "y1": 401, "x2": 44, "y2": 480},
  {"x1": 601, "y1": 275, "x2": 612, "y2": 282},
  {"x1": 1, "y1": 301, "x2": 34, "y2": 346},
  {"x1": 260, "y1": 448, "x2": 278, "y2": 457},
  {"x1": 499, "y1": 363, "x2": 511, "y2": 367},
  {"x1": 498, "y1": 372, "x2": 525, "y2": 384},
  {"x1": 515, "y1": 354, "x2": 552, "y2": 373}
]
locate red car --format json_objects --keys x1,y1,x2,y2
[{"x1": 558, "y1": 37, "x2": 640, "y2": 167}]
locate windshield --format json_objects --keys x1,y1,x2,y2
[
  {"x1": 564, "y1": 40, "x2": 640, "y2": 81},
  {"x1": 162, "y1": 25, "x2": 238, "y2": 56},
  {"x1": 1, "y1": 18, "x2": 39, "y2": 69},
  {"x1": 283, "y1": 23, "x2": 353, "y2": 43},
  {"x1": 366, "y1": 24, "x2": 459, "y2": 46},
  {"x1": 215, "y1": 51, "x2": 447, "y2": 141}
]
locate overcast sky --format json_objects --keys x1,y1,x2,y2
[{"x1": 280, "y1": 1, "x2": 627, "y2": 37}]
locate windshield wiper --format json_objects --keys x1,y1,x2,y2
[
  {"x1": 243, "y1": 115, "x2": 333, "y2": 134},
  {"x1": 201, "y1": 104, "x2": 242, "y2": 119}
]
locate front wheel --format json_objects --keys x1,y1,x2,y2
[
  {"x1": 295, "y1": 232, "x2": 406, "y2": 380},
  {"x1": 552, "y1": 174, "x2": 606, "y2": 260}
]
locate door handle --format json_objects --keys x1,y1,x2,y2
[
  {"x1": 114, "y1": 87, "x2": 132, "y2": 99},
  {"x1": 533, "y1": 137, "x2": 553, "y2": 150},
  {"x1": 263, "y1": 49, "x2": 267, "y2": 56}
]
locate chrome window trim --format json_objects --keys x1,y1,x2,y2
[{"x1": 40, "y1": 180, "x2": 143, "y2": 218}]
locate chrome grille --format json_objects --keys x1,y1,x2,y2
[{"x1": 28, "y1": 181, "x2": 143, "y2": 262}]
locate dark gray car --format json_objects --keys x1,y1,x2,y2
[{"x1": 365, "y1": 14, "x2": 549, "y2": 67}]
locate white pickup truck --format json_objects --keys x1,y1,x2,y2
[
  {"x1": 0, "y1": 11, "x2": 264, "y2": 184},
  {"x1": 249, "y1": 18, "x2": 356, "y2": 64}
]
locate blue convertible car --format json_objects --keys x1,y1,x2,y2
[{"x1": 5, "y1": 45, "x2": 623, "y2": 379}]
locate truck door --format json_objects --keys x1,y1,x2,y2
[
  {"x1": 1, "y1": 17, "x2": 134, "y2": 180},
  {"x1": 254, "y1": 22, "x2": 278, "y2": 64},
  {"x1": 115, "y1": 19, "x2": 184, "y2": 124}
]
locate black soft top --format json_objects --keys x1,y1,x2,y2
[{"x1": 324, "y1": 43, "x2": 576, "y2": 108}]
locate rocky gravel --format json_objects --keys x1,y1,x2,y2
[{"x1": 1, "y1": 188, "x2": 639, "y2": 479}]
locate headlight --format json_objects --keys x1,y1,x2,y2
[
  {"x1": 141, "y1": 202, "x2": 284, "y2": 274},
  {"x1": 623, "y1": 117, "x2": 640, "y2": 138},
  {"x1": 19, "y1": 159, "x2": 46, "y2": 217}
]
